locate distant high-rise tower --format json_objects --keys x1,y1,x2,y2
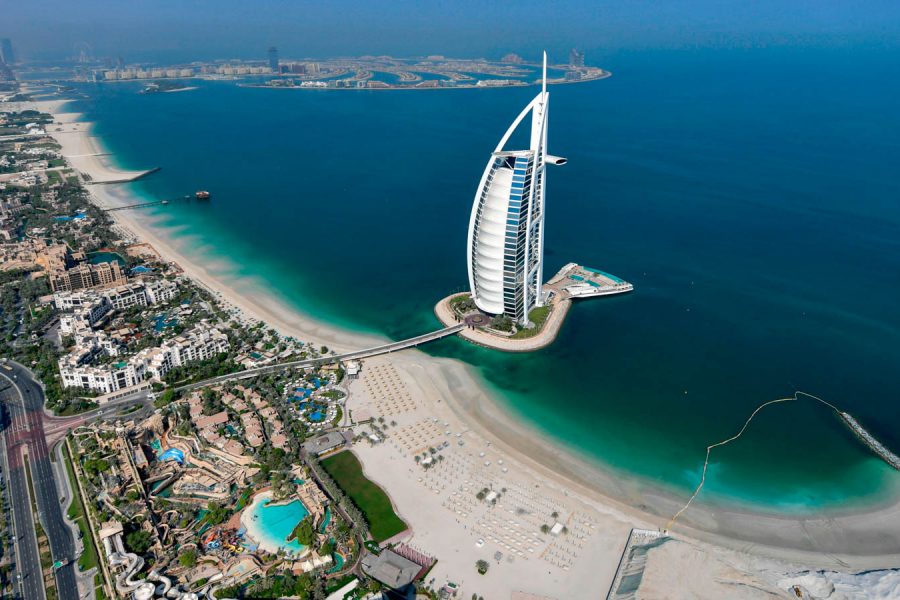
[
  {"x1": 268, "y1": 46, "x2": 279, "y2": 72},
  {"x1": 0, "y1": 39, "x2": 15, "y2": 65},
  {"x1": 568, "y1": 48, "x2": 585, "y2": 68},
  {"x1": 467, "y1": 52, "x2": 567, "y2": 325}
]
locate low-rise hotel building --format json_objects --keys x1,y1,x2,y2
[{"x1": 59, "y1": 323, "x2": 229, "y2": 394}]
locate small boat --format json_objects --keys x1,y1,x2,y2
[{"x1": 195, "y1": 190, "x2": 211, "y2": 200}]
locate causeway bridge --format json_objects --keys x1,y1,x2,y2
[{"x1": 177, "y1": 323, "x2": 465, "y2": 392}]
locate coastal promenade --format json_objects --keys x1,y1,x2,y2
[{"x1": 177, "y1": 323, "x2": 465, "y2": 392}]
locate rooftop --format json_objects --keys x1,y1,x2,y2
[
  {"x1": 302, "y1": 431, "x2": 351, "y2": 456},
  {"x1": 360, "y1": 549, "x2": 421, "y2": 589}
]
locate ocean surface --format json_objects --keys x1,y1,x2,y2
[{"x1": 70, "y1": 47, "x2": 900, "y2": 513}]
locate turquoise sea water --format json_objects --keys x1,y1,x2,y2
[
  {"x1": 246, "y1": 498, "x2": 309, "y2": 554},
  {"x1": 71, "y1": 46, "x2": 900, "y2": 513}
]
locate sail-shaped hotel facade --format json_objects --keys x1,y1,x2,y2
[{"x1": 466, "y1": 53, "x2": 566, "y2": 325}]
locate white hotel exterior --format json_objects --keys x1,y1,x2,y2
[
  {"x1": 59, "y1": 324, "x2": 229, "y2": 394},
  {"x1": 466, "y1": 53, "x2": 566, "y2": 325}
]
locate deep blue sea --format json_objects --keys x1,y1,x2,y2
[{"x1": 71, "y1": 46, "x2": 900, "y2": 512}]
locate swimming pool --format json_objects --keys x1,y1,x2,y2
[
  {"x1": 583, "y1": 267, "x2": 625, "y2": 283},
  {"x1": 244, "y1": 496, "x2": 310, "y2": 555}
]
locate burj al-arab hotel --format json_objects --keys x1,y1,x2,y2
[{"x1": 466, "y1": 52, "x2": 566, "y2": 325}]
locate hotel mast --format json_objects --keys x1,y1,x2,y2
[{"x1": 466, "y1": 52, "x2": 566, "y2": 325}]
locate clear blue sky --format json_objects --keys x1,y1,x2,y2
[{"x1": 5, "y1": 0, "x2": 900, "y2": 63}]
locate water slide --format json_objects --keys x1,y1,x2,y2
[
  {"x1": 105, "y1": 533, "x2": 146, "y2": 594},
  {"x1": 104, "y1": 532, "x2": 205, "y2": 599}
]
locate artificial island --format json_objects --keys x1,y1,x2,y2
[
  {"x1": 23, "y1": 49, "x2": 608, "y2": 92},
  {"x1": 436, "y1": 54, "x2": 633, "y2": 351}
]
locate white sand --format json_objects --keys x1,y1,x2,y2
[{"x1": 29, "y1": 96, "x2": 900, "y2": 598}]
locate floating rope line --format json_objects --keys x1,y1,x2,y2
[{"x1": 666, "y1": 391, "x2": 843, "y2": 531}]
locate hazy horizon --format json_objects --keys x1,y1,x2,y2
[{"x1": 5, "y1": 0, "x2": 900, "y2": 65}]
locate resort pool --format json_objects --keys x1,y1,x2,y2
[
  {"x1": 87, "y1": 250, "x2": 126, "y2": 266},
  {"x1": 308, "y1": 410, "x2": 326, "y2": 422},
  {"x1": 319, "y1": 507, "x2": 331, "y2": 533},
  {"x1": 244, "y1": 496, "x2": 310, "y2": 555},
  {"x1": 328, "y1": 552, "x2": 345, "y2": 573},
  {"x1": 584, "y1": 267, "x2": 625, "y2": 283},
  {"x1": 153, "y1": 314, "x2": 178, "y2": 332}
]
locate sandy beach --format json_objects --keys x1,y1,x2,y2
[{"x1": 26, "y1": 94, "x2": 900, "y2": 598}]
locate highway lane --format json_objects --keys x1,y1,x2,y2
[
  {"x1": 1, "y1": 363, "x2": 78, "y2": 600},
  {"x1": 2, "y1": 377, "x2": 47, "y2": 600},
  {"x1": 0, "y1": 379, "x2": 44, "y2": 599}
]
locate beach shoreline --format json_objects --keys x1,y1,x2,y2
[{"x1": 28, "y1": 94, "x2": 900, "y2": 572}]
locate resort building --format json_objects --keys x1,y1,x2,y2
[
  {"x1": 466, "y1": 52, "x2": 566, "y2": 325},
  {"x1": 302, "y1": 431, "x2": 352, "y2": 457},
  {"x1": 59, "y1": 353, "x2": 145, "y2": 394},
  {"x1": 50, "y1": 260, "x2": 127, "y2": 293},
  {"x1": 361, "y1": 549, "x2": 424, "y2": 590},
  {"x1": 59, "y1": 323, "x2": 229, "y2": 393},
  {"x1": 103, "y1": 282, "x2": 148, "y2": 310},
  {"x1": 54, "y1": 279, "x2": 177, "y2": 335},
  {"x1": 144, "y1": 278, "x2": 177, "y2": 304},
  {"x1": 56, "y1": 293, "x2": 113, "y2": 334}
]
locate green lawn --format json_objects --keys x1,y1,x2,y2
[
  {"x1": 320, "y1": 451, "x2": 407, "y2": 542},
  {"x1": 63, "y1": 443, "x2": 99, "y2": 571},
  {"x1": 510, "y1": 305, "x2": 552, "y2": 339}
]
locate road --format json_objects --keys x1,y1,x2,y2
[
  {"x1": 41, "y1": 390, "x2": 154, "y2": 448},
  {"x1": 1, "y1": 362, "x2": 80, "y2": 600},
  {"x1": 1, "y1": 392, "x2": 44, "y2": 600},
  {"x1": 178, "y1": 323, "x2": 465, "y2": 392}
]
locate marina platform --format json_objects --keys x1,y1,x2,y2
[{"x1": 544, "y1": 263, "x2": 634, "y2": 300}]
